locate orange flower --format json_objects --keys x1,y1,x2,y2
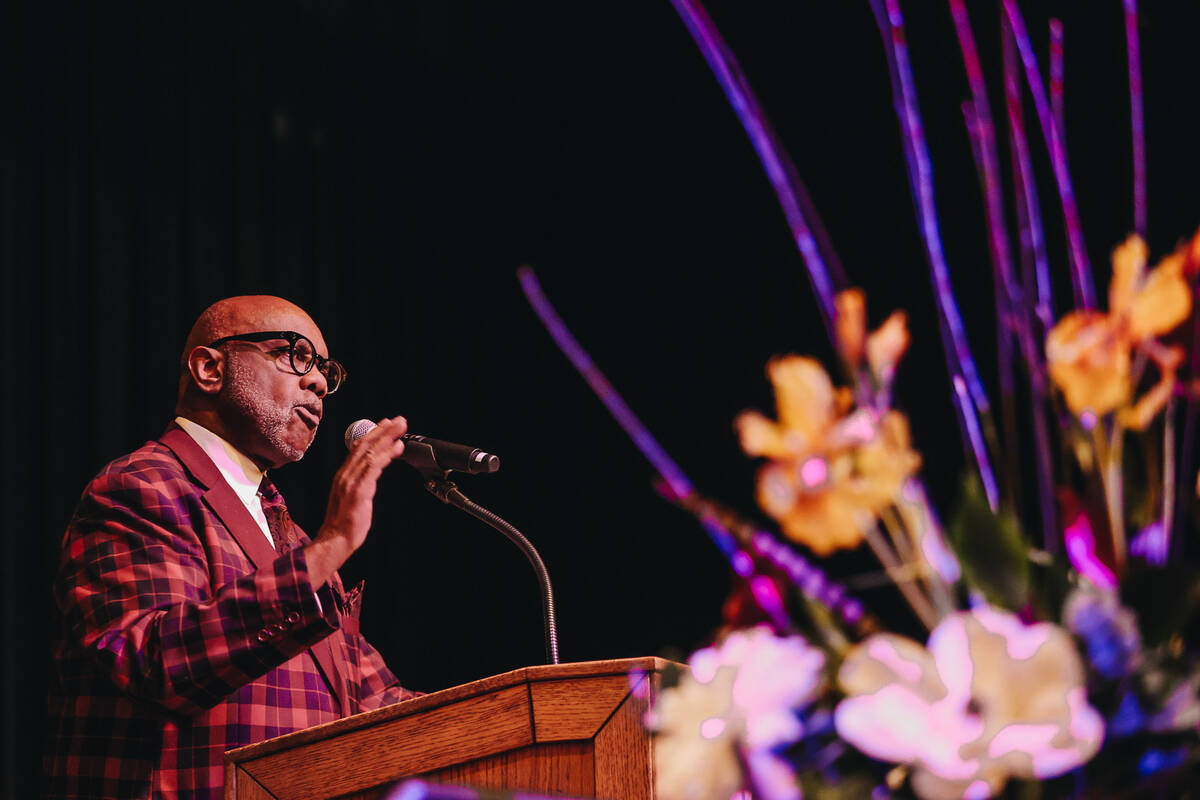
[
  {"x1": 836, "y1": 288, "x2": 911, "y2": 384},
  {"x1": 1045, "y1": 232, "x2": 1196, "y2": 429},
  {"x1": 736, "y1": 355, "x2": 921, "y2": 555}
]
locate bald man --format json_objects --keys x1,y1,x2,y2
[{"x1": 46, "y1": 296, "x2": 417, "y2": 800}]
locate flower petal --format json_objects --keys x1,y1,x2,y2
[
  {"x1": 836, "y1": 288, "x2": 867, "y2": 368},
  {"x1": 1046, "y1": 312, "x2": 1131, "y2": 417},
  {"x1": 773, "y1": 490, "x2": 869, "y2": 554},
  {"x1": 1110, "y1": 234, "x2": 1149, "y2": 317},
  {"x1": 1127, "y1": 257, "x2": 1191, "y2": 340},
  {"x1": 867, "y1": 310, "x2": 911, "y2": 380},
  {"x1": 735, "y1": 411, "x2": 795, "y2": 459},
  {"x1": 767, "y1": 356, "x2": 837, "y2": 439}
]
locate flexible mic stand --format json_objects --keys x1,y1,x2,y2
[{"x1": 406, "y1": 442, "x2": 560, "y2": 665}]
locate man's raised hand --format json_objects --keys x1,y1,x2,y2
[{"x1": 305, "y1": 415, "x2": 408, "y2": 587}]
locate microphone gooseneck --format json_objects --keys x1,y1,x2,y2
[
  {"x1": 432, "y1": 482, "x2": 559, "y2": 665},
  {"x1": 343, "y1": 419, "x2": 560, "y2": 664}
]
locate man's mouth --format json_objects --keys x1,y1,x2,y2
[{"x1": 295, "y1": 406, "x2": 321, "y2": 428}]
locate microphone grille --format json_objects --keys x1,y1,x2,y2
[{"x1": 344, "y1": 419, "x2": 377, "y2": 449}]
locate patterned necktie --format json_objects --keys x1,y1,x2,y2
[{"x1": 259, "y1": 477, "x2": 300, "y2": 552}]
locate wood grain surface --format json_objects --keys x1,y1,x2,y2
[
  {"x1": 244, "y1": 685, "x2": 532, "y2": 800},
  {"x1": 531, "y1": 675, "x2": 632, "y2": 742},
  {"x1": 227, "y1": 658, "x2": 669, "y2": 766},
  {"x1": 594, "y1": 674, "x2": 655, "y2": 800},
  {"x1": 225, "y1": 658, "x2": 678, "y2": 800},
  {"x1": 426, "y1": 740, "x2": 595, "y2": 796},
  {"x1": 230, "y1": 768, "x2": 279, "y2": 800}
]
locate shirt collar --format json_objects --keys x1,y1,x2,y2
[{"x1": 174, "y1": 416, "x2": 267, "y2": 508}]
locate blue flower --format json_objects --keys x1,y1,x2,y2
[
  {"x1": 1138, "y1": 747, "x2": 1186, "y2": 777},
  {"x1": 1063, "y1": 587, "x2": 1142, "y2": 679}
]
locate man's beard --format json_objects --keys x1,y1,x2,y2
[{"x1": 222, "y1": 355, "x2": 315, "y2": 463}]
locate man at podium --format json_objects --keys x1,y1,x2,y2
[{"x1": 45, "y1": 296, "x2": 418, "y2": 800}]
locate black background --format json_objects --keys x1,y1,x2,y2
[{"x1": 4, "y1": 1, "x2": 1200, "y2": 796}]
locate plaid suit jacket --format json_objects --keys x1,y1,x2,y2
[{"x1": 45, "y1": 424, "x2": 416, "y2": 800}]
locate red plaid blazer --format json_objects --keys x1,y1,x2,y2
[{"x1": 45, "y1": 424, "x2": 416, "y2": 800}]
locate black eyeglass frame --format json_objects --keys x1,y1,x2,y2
[{"x1": 206, "y1": 330, "x2": 346, "y2": 394}]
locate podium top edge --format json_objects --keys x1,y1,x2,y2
[{"x1": 225, "y1": 656, "x2": 683, "y2": 764}]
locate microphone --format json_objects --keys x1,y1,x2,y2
[{"x1": 344, "y1": 419, "x2": 500, "y2": 475}]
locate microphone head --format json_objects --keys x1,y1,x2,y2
[{"x1": 344, "y1": 419, "x2": 377, "y2": 449}]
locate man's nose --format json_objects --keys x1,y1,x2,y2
[{"x1": 300, "y1": 366, "x2": 328, "y2": 398}]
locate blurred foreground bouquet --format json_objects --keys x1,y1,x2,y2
[
  {"x1": 631, "y1": 1, "x2": 1200, "y2": 798},
  {"x1": 646, "y1": 242, "x2": 1200, "y2": 800}
]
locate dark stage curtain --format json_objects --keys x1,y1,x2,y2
[
  {"x1": 6, "y1": 1, "x2": 1200, "y2": 797},
  {"x1": 1, "y1": 3, "x2": 400, "y2": 793},
  {"x1": 2, "y1": 4, "x2": 742, "y2": 793}
]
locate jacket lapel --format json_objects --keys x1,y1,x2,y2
[
  {"x1": 158, "y1": 423, "x2": 350, "y2": 716},
  {"x1": 159, "y1": 425, "x2": 276, "y2": 568}
]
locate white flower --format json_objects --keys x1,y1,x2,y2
[
  {"x1": 648, "y1": 627, "x2": 825, "y2": 800},
  {"x1": 835, "y1": 606, "x2": 1104, "y2": 799}
]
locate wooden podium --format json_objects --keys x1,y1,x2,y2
[{"x1": 224, "y1": 657, "x2": 676, "y2": 800}]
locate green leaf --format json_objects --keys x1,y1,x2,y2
[
  {"x1": 1027, "y1": 554, "x2": 1073, "y2": 624},
  {"x1": 946, "y1": 474, "x2": 1031, "y2": 610}
]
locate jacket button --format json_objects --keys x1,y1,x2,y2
[
  {"x1": 285, "y1": 611, "x2": 301, "y2": 624},
  {"x1": 257, "y1": 630, "x2": 271, "y2": 642}
]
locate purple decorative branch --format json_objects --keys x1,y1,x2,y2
[
  {"x1": 950, "y1": 0, "x2": 1059, "y2": 548},
  {"x1": 954, "y1": 374, "x2": 999, "y2": 510},
  {"x1": 1002, "y1": 0, "x2": 1095, "y2": 310},
  {"x1": 1124, "y1": 0, "x2": 1147, "y2": 236},
  {"x1": 519, "y1": 266, "x2": 857, "y2": 633},
  {"x1": 651, "y1": 477, "x2": 870, "y2": 631},
  {"x1": 668, "y1": 0, "x2": 847, "y2": 343},
  {"x1": 948, "y1": 1, "x2": 1019, "y2": 306},
  {"x1": 518, "y1": 267, "x2": 694, "y2": 502},
  {"x1": 1003, "y1": 23, "x2": 1054, "y2": 334},
  {"x1": 964, "y1": 100, "x2": 1020, "y2": 513},
  {"x1": 753, "y1": 533, "x2": 864, "y2": 627},
  {"x1": 1050, "y1": 18, "x2": 1065, "y2": 141},
  {"x1": 868, "y1": 0, "x2": 998, "y2": 509}
]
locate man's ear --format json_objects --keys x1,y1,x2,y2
[{"x1": 186, "y1": 346, "x2": 226, "y2": 394}]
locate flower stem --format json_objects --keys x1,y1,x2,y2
[
  {"x1": 880, "y1": 504, "x2": 953, "y2": 619},
  {"x1": 1162, "y1": 397, "x2": 1177, "y2": 563},
  {"x1": 1096, "y1": 420, "x2": 1128, "y2": 572},
  {"x1": 862, "y1": 523, "x2": 939, "y2": 630}
]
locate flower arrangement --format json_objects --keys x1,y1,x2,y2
[
  {"x1": 625, "y1": 2, "x2": 1200, "y2": 797},
  {"x1": 647, "y1": 243, "x2": 1198, "y2": 797},
  {"x1": 521, "y1": 1, "x2": 1200, "y2": 797}
]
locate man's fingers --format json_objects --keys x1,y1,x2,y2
[
  {"x1": 350, "y1": 416, "x2": 408, "y2": 449},
  {"x1": 367, "y1": 416, "x2": 407, "y2": 464},
  {"x1": 343, "y1": 416, "x2": 409, "y2": 482}
]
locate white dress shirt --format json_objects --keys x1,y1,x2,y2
[{"x1": 174, "y1": 416, "x2": 277, "y2": 551}]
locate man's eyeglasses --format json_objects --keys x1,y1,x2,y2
[{"x1": 207, "y1": 331, "x2": 346, "y2": 394}]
